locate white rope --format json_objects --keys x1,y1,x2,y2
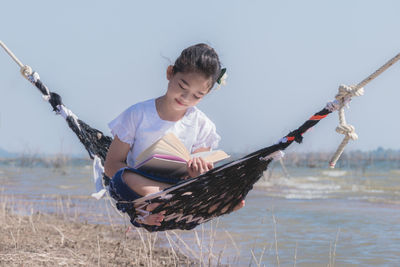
[
  {"x1": 135, "y1": 204, "x2": 151, "y2": 224},
  {"x1": 0, "y1": 41, "x2": 24, "y2": 68},
  {"x1": 1, "y1": 41, "x2": 128, "y2": 221},
  {"x1": 329, "y1": 84, "x2": 364, "y2": 168},
  {"x1": 57, "y1": 105, "x2": 81, "y2": 131},
  {"x1": 329, "y1": 53, "x2": 400, "y2": 168},
  {"x1": 3, "y1": 40, "x2": 399, "y2": 170},
  {"x1": 260, "y1": 150, "x2": 285, "y2": 162},
  {"x1": 91, "y1": 156, "x2": 107, "y2": 200},
  {"x1": 0, "y1": 41, "x2": 35, "y2": 81},
  {"x1": 325, "y1": 99, "x2": 341, "y2": 112},
  {"x1": 1, "y1": 40, "x2": 53, "y2": 103}
]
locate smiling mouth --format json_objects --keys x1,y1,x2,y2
[{"x1": 175, "y1": 99, "x2": 186, "y2": 106}]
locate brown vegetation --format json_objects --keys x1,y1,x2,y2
[{"x1": 0, "y1": 201, "x2": 196, "y2": 266}]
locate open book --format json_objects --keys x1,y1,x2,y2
[{"x1": 134, "y1": 133, "x2": 230, "y2": 177}]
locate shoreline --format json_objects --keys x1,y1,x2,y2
[{"x1": 1, "y1": 163, "x2": 400, "y2": 265}]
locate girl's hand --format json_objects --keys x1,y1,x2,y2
[{"x1": 187, "y1": 157, "x2": 214, "y2": 178}]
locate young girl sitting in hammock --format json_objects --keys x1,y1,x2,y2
[{"x1": 104, "y1": 43, "x2": 245, "y2": 227}]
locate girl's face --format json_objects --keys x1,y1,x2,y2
[{"x1": 165, "y1": 66, "x2": 212, "y2": 111}]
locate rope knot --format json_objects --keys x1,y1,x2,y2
[
  {"x1": 335, "y1": 125, "x2": 358, "y2": 140},
  {"x1": 336, "y1": 84, "x2": 364, "y2": 100},
  {"x1": 20, "y1": 65, "x2": 32, "y2": 78},
  {"x1": 329, "y1": 84, "x2": 364, "y2": 168},
  {"x1": 20, "y1": 65, "x2": 42, "y2": 85}
]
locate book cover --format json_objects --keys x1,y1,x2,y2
[{"x1": 134, "y1": 133, "x2": 230, "y2": 176}]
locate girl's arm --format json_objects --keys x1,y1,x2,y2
[
  {"x1": 104, "y1": 135, "x2": 131, "y2": 177},
  {"x1": 105, "y1": 140, "x2": 214, "y2": 178}
]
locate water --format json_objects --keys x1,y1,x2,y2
[{"x1": 1, "y1": 162, "x2": 399, "y2": 266}]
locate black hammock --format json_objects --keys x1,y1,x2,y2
[
  {"x1": 22, "y1": 69, "x2": 337, "y2": 232},
  {"x1": 3, "y1": 37, "x2": 397, "y2": 232}
]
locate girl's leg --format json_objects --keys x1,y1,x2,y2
[
  {"x1": 122, "y1": 170, "x2": 170, "y2": 196},
  {"x1": 121, "y1": 170, "x2": 245, "y2": 224},
  {"x1": 122, "y1": 170, "x2": 169, "y2": 226}
]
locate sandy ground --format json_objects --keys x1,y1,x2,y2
[{"x1": 0, "y1": 209, "x2": 196, "y2": 266}]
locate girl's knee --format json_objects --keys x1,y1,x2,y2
[{"x1": 122, "y1": 170, "x2": 163, "y2": 197}]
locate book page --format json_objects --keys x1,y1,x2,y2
[
  {"x1": 135, "y1": 133, "x2": 230, "y2": 172},
  {"x1": 190, "y1": 150, "x2": 230, "y2": 163},
  {"x1": 135, "y1": 139, "x2": 172, "y2": 163},
  {"x1": 160, "y1": 133, "x2": 191, "y2": 160},
  {"x1": 135, "y1": 133, "x2": 190, "y2": 164}
]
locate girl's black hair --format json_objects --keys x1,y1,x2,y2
[{"x1": 172, "y1": 43, "x2": 222, "y2": 88}]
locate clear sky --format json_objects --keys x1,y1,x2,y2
[{"x1": 1, "y1": 0, "x2": 400, "y2": 156}]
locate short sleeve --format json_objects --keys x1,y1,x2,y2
[
  {"x1": 108, "y1": 106, "x2": 137, "y2": 146},
  {"x1": 192, "y1": 118, "x2": 221, "y2": 152}
]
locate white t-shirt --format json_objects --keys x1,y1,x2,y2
[{"x1": 108, "y1": 98, "x2": 221, "y2": 168}]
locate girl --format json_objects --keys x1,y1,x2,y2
[{"x1": 104, "y1": 43, "x2": 244, "y2": 227}]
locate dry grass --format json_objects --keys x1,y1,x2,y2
[
  {"x1": 0, "y1": 192, "x2": 244, "y2": 266},
  {"x1": 0, "y1": 195, "x2": 197, "y2": 267},
  {"x1": 0, "y1": 191, "x2": 344, "y2": 267},
  {"x1": 0, "y1": 168, "x2": 346, "y2": 267}
]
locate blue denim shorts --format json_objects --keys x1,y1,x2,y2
[
  {"x1": 109, "y1": 167, "x2": 182, "y2": 203},
  {"x1": 109, "y1": 167, "x2": 142, "y2": 202},
  {"x1": 108, "y1": 167, "x2": 144, "y2": 227},
  {"x1": 108, "y1": 167, "x2": 182, "y2": 228}
]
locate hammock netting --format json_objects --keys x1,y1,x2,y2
[
  {"x1": 24, "y1": 70, "x2": 332, "y2": 232},
  {"x1": 2, "y1": 38, "x2": 396, "y2": 232}
]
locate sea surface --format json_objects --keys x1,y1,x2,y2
[{"x1": 1, "y1": 160, "x2": 399, "y2": 266}]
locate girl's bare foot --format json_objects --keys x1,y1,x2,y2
[
  {"x1": 137, "y1": 202, "x2": 166, "y2": 226},
  {"x1": 233, "y1": 199, "x2": 245, "y2": 211},
  {"x1": 141, "y1": 211, "x2": 166, "y2": 226}
]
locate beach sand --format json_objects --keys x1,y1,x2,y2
[{"x1": 0, "y1": 207, "x2": 196, "y2": 266}]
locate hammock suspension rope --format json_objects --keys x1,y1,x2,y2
[
  {"x1": 2, "y1": 40, "x2": 399, "y2": 231},
  {"x1": 329, "y1": 52, "x2": 400, "y2": 167}
]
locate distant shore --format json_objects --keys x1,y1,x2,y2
[{"x1": 1, "y1": 147, "x2": 399, "y2": 170}]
